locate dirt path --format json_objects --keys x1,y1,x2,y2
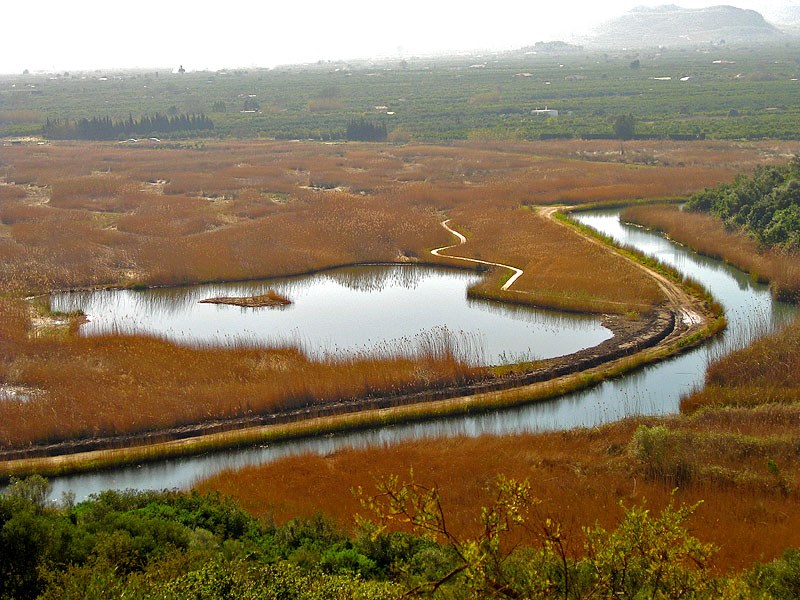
[
  {"x1": 540, "y1": 206, "x2": 706, "y2": 335},
  {"x1": 431, "y1": 219, "x2": 524, "y2": 290}
]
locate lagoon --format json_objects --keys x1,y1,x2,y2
[{"x1": 50, "y1": 265, "x2": 611, "y2": 366}]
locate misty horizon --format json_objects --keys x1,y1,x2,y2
[{"x1": 4, "y1": 0, "x2": 799, "y2": 75}]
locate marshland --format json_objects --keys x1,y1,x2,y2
[{"x1": 2, "y1": 43, "x2": 800, "y2": 598}]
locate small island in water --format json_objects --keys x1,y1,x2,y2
[{"x1": 199, "y1": 290, "x2": 292, "y2": 308}]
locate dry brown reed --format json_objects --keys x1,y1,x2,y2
[
  {"x1": 445, "y1": 205, "x2": 664, "y2": 313},
  {"x1": 0, "y1": 331, "x2": 480, "y2": 448},
  {"x1": 0, "y1": 139, "x2": 790, "y2": 452},
  {"x1": 681, "y1": 318, "x2": 800, "y2": 413},
  {"x1": 49, "y1": 175, "x2": 134, "y2": 210},
  {"x1": 197, "y1": 416, "x2": 800, "y2": 574},
  {"x1": 0, "y1": 185, "x2": 27, "y2": 201}
]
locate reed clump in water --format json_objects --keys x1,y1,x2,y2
[{"x1": 199, "y1": 289, "x2": 292, "y2": 308}]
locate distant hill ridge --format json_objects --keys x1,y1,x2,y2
[{"x1": 591, "y1": 4, "x2": 782, "y2": 48}]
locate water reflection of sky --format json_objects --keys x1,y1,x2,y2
[{"x1": 50, "y1": 266, "x2": 611, "y2": 366}]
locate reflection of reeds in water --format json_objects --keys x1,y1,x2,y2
[
  {"x1": 321, "y1": 265, "x2": 433, "y2": 293},
  {"x1": 703, "y1": 309, "x2": 773, "y2": 371},
  {"x1": 50, "y1": 266, "x2": 452, "y2": 325},
  {"x1": 468, "y1": 295, "x2": 601, "y2": 327},
  {"x1": 320, "y1": 326, "x2": 487, "y2": 367}
]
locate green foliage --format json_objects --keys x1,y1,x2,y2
[
  {"x1": 747, "y1": 548, "x2": 800, "y2": 599},
  {"x1": 0, "y1": 475, "x2": 795, "y2": 598},
  {"x1": 158, "y1": 559, "x2": 402, "y2": 599},
  {"x1": 0, "y1": 497, "x2": 52, "y2": 599},
  {"x1": 346, "y1": 118, "x2": 388, "y2": 141},
  {"x1": 357, "y1": 470, "x2": 533, "y2": 597},
  {"x1": 628, "y1": 425, "x2": 694, "y2": 485},
  {"x1": 43, "y1": 113, "x2": 214, "y2": 140},
  {"x1": 584, "y1": 497, "x2": 717, "y2": 598},
  {"x1": 5, "y1": 474, "x2": 52, "y2": 509},
  {"x1": 687, "y1": 159, "x2": 800, "y2": 251},
  {"x1": 613, "y1": 114, "x2": 636, "y2": 140}
]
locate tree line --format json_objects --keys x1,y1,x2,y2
[
  {"x1": 43, "y1": 113, "x2": 214, "y2": 140},
  {"x1": 346, "y1": 118, "x2": 387, "y2": 142},
  {"x1": 687, "y1": 158, "x2": 800, "y2": 250}
]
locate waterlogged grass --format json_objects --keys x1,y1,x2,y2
[
  {"x1": 0, "y1": 331, "x2": 485, "y2": 451},
  {"x1": 682, "y1": 318, "x2": 800, "y2": 414}
]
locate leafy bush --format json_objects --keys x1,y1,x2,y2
[
  {"x1": 747, "y1": 548, "x2": 800, "y2": 599},
  {"x1": 687, "y1": 159, "x2": 800, "y2": 251}
]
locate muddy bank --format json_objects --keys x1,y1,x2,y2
[{"x1": 0, "y1": 307, "x2": 681, "y2": 462}]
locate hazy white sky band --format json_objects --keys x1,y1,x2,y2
[{"x1": 2, "y1": 0, "x2": 794, "y2": 74}]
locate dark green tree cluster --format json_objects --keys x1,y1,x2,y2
[
  {"x1": 43, "y1": 113, "x2": 214, "y2": 141},
  {"x1": 613, "y1": 114, "x2": 636, "y2": 140},
  {"x1": 346, "y1": 118, "x2": 388, "y2": 142},
  {"x1": 0, "y1": 476, "x2": 402, "y2": 599},
  {"x1": 687, "y1": 159, "x2": 800, "y2": 250},
  {"x1": 2, "y1": 474, "x2": 800, "y2": 599}
]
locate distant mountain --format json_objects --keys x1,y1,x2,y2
[{"x1": 590, "y1": 5, "x2": 783, "y2": 48}]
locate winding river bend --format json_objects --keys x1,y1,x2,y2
[{"x1": 42, "y1": 209, "x2": 800, "y2": 501}]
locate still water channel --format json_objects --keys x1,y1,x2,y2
[{"x1": 41, "y1": 210, "x2": 800, "y2": 501}]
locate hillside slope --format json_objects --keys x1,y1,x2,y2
[{"x1": 591, "y1": 4, "x2": 782, "y2": 48}]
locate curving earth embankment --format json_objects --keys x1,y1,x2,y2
[{"x1": 0, "y1": 208, "x2": 719, "y2": 478}]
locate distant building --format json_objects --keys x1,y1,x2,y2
[{"x1": 531, "y1": 108, "x2": 559, "y2": 117}]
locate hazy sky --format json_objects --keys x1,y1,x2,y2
[{"x1": 3, "y1": 0, "x2": 796, "y2": 74}]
